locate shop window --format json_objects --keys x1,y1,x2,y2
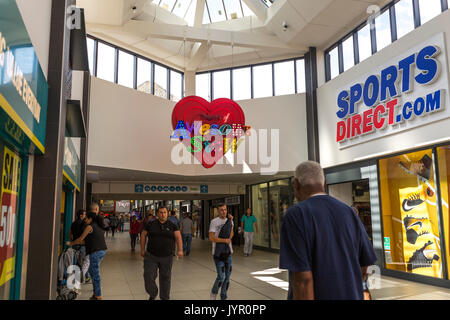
[
  {"x1": 251, "y1": 183, "x2": 269, "y2": 247},
  {"x1": 395, "y1": 0, "x2": 415, "y2": 39},
  {"x1": 170, "y1": 70, "x2": 182, "y2": 102},
  {"x1": 269, "y1": 180, "x2": 291, "y2": 249},
  {"x1": 437, "y1": 145, "x2": 450, "y2": 276},
  {"x1": 232, "y1": 67, "x2": 251, "y2": 100},
  {"x1": 419, "y1": 0, "x2": 442, "y2": 24},
  {"x1": 357, "y1": 24, "x2": 372, "y2": 63},
  {"x1": 380, "y1": 149, "x2": 444, "y2": 278},
  {"x1": 117, "y1": 50, "x2": 134, "y2": 89},
  {"x1": 137, "y1": 58, "x2": 152, "y2": 94},
  {"x1": 213, "y1": 70, "x2": 230, "y2": 99},
  {"x1": 274, "y1": 61, "x2": 295, "y2": 96},
  {"x1": 86, "y1": 37, "x2": 95, "y2": 75},
  {"x1": 253, "y1": 64, "x2": 273, "y2": 98},
  {"x1": 342, "y1": 36, "x2": 354, "y2": 72},
  {"x1": 375, "y1": 9, "x2": 392, "y2": 52},
  {"x1": 196, "y1": 73, "x2": 211, "y2": 101},
  {"x1": 328, "y1": 46, "x2": 339, "y2": 80},
  {"x1": 96, "y1": 42, "x2": 115, "y2": 82},
  {"x1": 296, "y1": 59, "x2": 306, "y2": 93},
  {"x1": 154, "y1": 64, "x2": 168, "y2": 99}
]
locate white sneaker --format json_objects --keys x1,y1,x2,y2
[{"x1": 210, "y1": 293, "x2": 217, "y2": 300}]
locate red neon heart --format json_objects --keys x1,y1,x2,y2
[{"x1": 171, "y1": 96, "x2": 246, "y2": 168}]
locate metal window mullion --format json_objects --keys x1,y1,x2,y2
[
  {"x1": 171, "y1": 0, "x2": 178, "y2": 12},
  {"x1": 413, "y1": 0, "x2": 421, "y2": 28},
  {"x1": 294, "y1": 59, "x2": 298, "y2": 94},
  {"x1": 210, "y1": 72, "x2": 214, "y2": 101},
  {"x1": 133, "y1": 55, "x2": 137, "y2": 89},
  {"x1": 390, "y1": 5, "x2": 398, "y2": 43},
  {"x1": 250, "y1": 66, "x2": 254, "y2": 99},
  {"x1": 442, "y1": 0, "x2": 448, "y2": 11},
  {"x1": 337, "y1": 43, "x2": 344, "y2": 74},
  {"x1": 205, "y1": 1, "x2": 212, "y2": 23},
  {"x1": 353, "y1": 33, "x2": 360, "y2": 65},
  {"x1": 370, "y1": 19, "x2": 377, "y2": 55},
  {"x1": 114, "y1": 48, "x2": 119, "y2": 84},
  {"x1": 93, "y1": 40, "x2": 98, "y2": 77},
  {"x1": 230, "y1": 69, "x2": 234, "y2": 100},
  {"x1": 432, "y1": 147, "x2": 449, "y2": 280},
  {"x1": 167, "y1": 68, "x2": 171, "y2": 100},
  {"x1": 325, "y1": 52, "x2": 331, "y2": 82},
  {"x1": 271, "y1": 63, "x2": 275, "y2": 96},
  {"x1": 222, "y1": 0, "x2": 228, "y2": 20},
  {"x1": 239, "y1": 0, "x2": 244, "y2": 17},
  {"x1": 151, "y1": 63, "x2": 155, "y2": 95}
]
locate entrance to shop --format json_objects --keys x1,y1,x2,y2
[{"x1": 328, "y1": 179, "x2": 373, "y2": 243}]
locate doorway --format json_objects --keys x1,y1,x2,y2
[{"x1": 328, "y1": 179, "x2": 373, "y2": 242}]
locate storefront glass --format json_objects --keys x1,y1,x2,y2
[
  {"x1": 437, "y1": 145, "x2": 450, "y2": 274},
  {"x1": 380, "y1": 149, "x2": 444, "y2": 278},
  {"x1": 251, "y1": 183, "x2": 269, "y2": 247},
  {"x1": 0, "y1": 145, "x2": 22, "y2": 300},
  {"x1": 269, "y1": 180, "x2": 291, "y2": 249}
]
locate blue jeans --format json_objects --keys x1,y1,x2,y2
[
  {"x1": 182, "y1": 234, "x2": 192, "y2": 255},
  {"x1": 211, "y1": 255, "x2": 232, "y2": 300},
  {"x1": 88, "y1": 250, "x2": 106, "y2": 297}
]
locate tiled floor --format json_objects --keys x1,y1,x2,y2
[{"x1": 77, "y1": 231, "x2": 450, "y2": 300}]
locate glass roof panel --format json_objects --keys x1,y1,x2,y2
[
  {"x1": 160, "y1": 0, "x2": 177, "y2": 11},
  {"x1": 184, "y1": 0, "x2": 196, "y2": 26},
  {"x1": 260, "y1": 0, "x2": 274, "y2": 7},
  {"x1": 241, "y1": 1, "x2": 254, "y2": 17},
  {"x1": 206, "y1": 0, "x2": 227, "y2": 23},
  {"x1": 172, "y1": 0, "x2": 193, "y2": 18},
  {"x1": 224, "y1": 0, "x2": 243, "y2": 20}
]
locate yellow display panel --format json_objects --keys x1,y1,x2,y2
[
  {"x1": 437, "y1": 145, "x2": 450, "y2": 276},
  {"x1": 380, "y1": 149, "x2": 444, "y2": 278}
]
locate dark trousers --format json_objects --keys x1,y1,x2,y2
[
  {"x1": 111, "y1": 227, "x2": 116, "y2": 237},
  {"x1": 130, "y1": 233, "x2": 138, "y2": 249},
  {"x1": 143, "y1": 253, "x2": 173, "y2": 300}
]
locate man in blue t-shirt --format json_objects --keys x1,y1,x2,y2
[
  {"x1": 241, "y1": 208, "x2": 258, "y2": 256},
  {"x1": 279, "y1": 161, "x2": 377, "y2": 300}
]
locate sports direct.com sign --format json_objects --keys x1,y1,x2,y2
[{"x1": 336, "y1": 33, "x2": 450, "y2": 149}]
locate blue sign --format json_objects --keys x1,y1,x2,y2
[
  {"x1": 135, "y1": 184, "x2": 144, "y2": 193},
  {"x1": 200, "y1": 185, "x2": 209, "y2": 193},
  {"x1": 144, "y1": 185, "x2": 150, "y2": 192},
  {"x1": 181, "y1": 186, "x2": 188, "y2": 192}
]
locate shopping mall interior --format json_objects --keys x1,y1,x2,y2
[{"x1": 1, "y1": 0, "x2": 450, "y2": 302}]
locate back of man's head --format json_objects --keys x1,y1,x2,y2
[
  {"x1": 295, "y1": 161, "x2": 325, "y2": 190},
  {"x1": 89, "y1": 203, "x2": 99, "y2": 214}
]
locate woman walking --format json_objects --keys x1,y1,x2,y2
[
  {"x1": 241, "y1": 208, "x2": 258, "y2": 257},
  {"x1": 67, "y1": 211, "x2": 108, "y2": 300},
  {"x1": 129, "y1": 215, "x2": 141, "y2": 251}
]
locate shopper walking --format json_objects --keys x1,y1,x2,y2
[
  {"x1": 141, "y1": 206, "x2": 183, "y2": 300},
  {"x1": 180, "y1": 212, "x2": 194, "y2": 256},
  {"x1": 129, "y1": 215, "x2": 141, "y2": 251},
  {"x1": 67, "y1": 211, "x2": 108, "y2": 300},
  {"x1": 241, "y1": 208, "x2": 258, "y2": 257},
  {"x1": 119, "y1": 214, "x2": 125, "y2": 232},
  {"x1": 168, "y1": 210, "x2": 180, "y2": 228},
  {"x1": 209, "y1": 204, "x2": 234, "y2": 300},
  {"x1": 69, "y1": 209, "x2": 91, "y2": 283},
  {"x1": 109, "y1": 213, "x2": 119, "y2": 237},
  {"x1": 279, "y1": 161, "x2": 377, "y2": 300}
]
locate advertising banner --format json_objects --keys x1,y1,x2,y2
[{"x1": 0, "y1": 146, "x2": 21, "y2": 287}]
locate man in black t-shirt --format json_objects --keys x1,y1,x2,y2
[{"x1": 140, "y1": 206, "x2": 183, "y2": 300}]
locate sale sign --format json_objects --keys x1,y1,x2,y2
[{"x1": 0, "y1": 146, "x2": 21, "y2": 287}]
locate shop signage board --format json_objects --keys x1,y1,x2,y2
[
  {"x1": 335, "y1": 33, "x2": 450, "y2": 149},
  {"x1": 135, "y1": 184, "x2": 201, "y2": 194},
  {"x1": 0, "y1": 146, "x2": 21, "y2": 287},
  {"x1": 0, "y1": 0, "x2": 48, "y2": 154},
  {"x1": 63, "y1": 138, "x2": 81, "y2": 191}
]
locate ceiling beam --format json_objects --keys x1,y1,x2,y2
[
  {"x1": 241, "y1": 0, "x2": 267, "y2": 23},
  {"x1": 194, "y1": 0, "x2": 206, "y2": 27},
  {"x1": 186, "y1": 41, "x2": 211, "y2": 71},
  {"x1": 87, "y1": 21, "x2": 305, "y2": 50}
]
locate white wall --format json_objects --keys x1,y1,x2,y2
[
  {"x1": 317, "y1": 10, "x2": 450, "y2": 169},
  {"x1": 87, "y1": 77, "x2": 308, "y2": 176},
  {"x1": 16, "y1": 0, "x2": 52, "y2": 79}
]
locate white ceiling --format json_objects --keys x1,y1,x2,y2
[{"x1": 77, "y1": 0, "x2": 390, "y2": 72}]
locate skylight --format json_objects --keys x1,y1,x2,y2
[
  {"x1": 153, "y1": 0, "x2": 255, "y2": 25},
  {"x1": 260, "y1": 0, "x2": 275, "y2": 7}
]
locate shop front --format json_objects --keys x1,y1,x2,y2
[
  {"x1": 0, "y1": 0, "x2": 49, "y2": 300},
  {"x1": 317, "y1": 11, "x2": 450, "y2": 286}
]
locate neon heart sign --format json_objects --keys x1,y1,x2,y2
[{"x1": 170, "y1": 96, "x2": 251, "y2": 168}]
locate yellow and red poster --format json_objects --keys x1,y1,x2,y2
[{"x1": 0, "y1": 146, "x2": 21, "y2": 287}]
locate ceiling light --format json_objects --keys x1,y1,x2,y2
[{"x1": 132, "y1": 5, "x2": 137, "y2": 13}]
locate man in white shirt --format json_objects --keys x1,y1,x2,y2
[{"x1": 209, "y1": 203, "x2": 234, "y2": 300}]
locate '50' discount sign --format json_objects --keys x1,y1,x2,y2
[{"x1": 0, "y1": 147, "x2": 21, "y2": 287}]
